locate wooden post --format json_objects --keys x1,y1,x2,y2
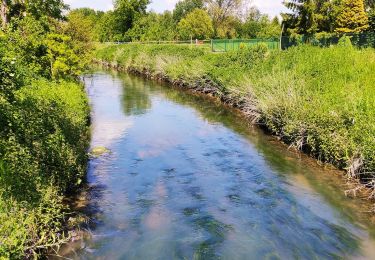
[{"x1": 280, "y1": 22, "x2": 285, "y2": 51}]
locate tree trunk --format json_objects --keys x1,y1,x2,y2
[{"x1": 1, "y1": 0, "x2": 8, "y2": 29}]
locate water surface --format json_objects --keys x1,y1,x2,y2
[{"x1": 62, "y1": 71, "x2": 375, "y2": 259}]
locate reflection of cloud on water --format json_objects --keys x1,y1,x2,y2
[
  {"x1": 91, "y1": 117, "x2": 133, "y2": 148},
  {"x1": 144, "y1": 181, "x2": 170, "y2": 230},
  {"x1": 137, "y1": 135, "x2": 182, "y2": 159},
  {"x1": 144, "y1": 206, "x2": 170, "y2": 230}
]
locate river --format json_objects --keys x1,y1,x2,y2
[{"x1": 59, "y1": 70, "x2": 375, "y2": 259}]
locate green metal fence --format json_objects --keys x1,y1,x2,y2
[{"x1": 211, "y1": 39, "x2": 280, "y2": 52}]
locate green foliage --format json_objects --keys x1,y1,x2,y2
[
  {"x1": 173, "y1": 0, "x2": 204, "y2": 22},
  {"x1": 283, "y1": 0, "x2": 345, "y2": 35},
  {"x1": 337, "y1": 35, "x2": 353, "y2": 47},
  {"x1": 178, "y1": 8, "x2": 214, "y2": 40},
  {"x1": 126, "y1": 11, "x2": 176, "y2": 41},
  {"x1": 96, "y1": 43, "x2": 375, "y2": 184},
  {"x1": 94, "y1": 0, "x2": 150, "y2": 42},
  {"x1": 0, "y1": 5, "x2": 91, "y2": 258},
  {"x1": 336, "y1": 0, "x2": 369, "y2": 33},
  {"x1": 45, "y1": 33, "x2": 82, "y2": 79},
  {"x1": 1, "y1": 0, "x2": 67, "y2": 27},
  {"x1": 113, "y1": 0, "x2": 150, "y2": 40},
  {"x1": 3, "y1": 15, "x2": 93, "y2": 79},
  {"x1": 283, "y1": 0, "x2": 319, "y2": 36},
  {"x1": 0, "y1": 187, "x2": 64, "y2": 259},
  {"x1": 205, "y1": 0, "x2": 243, "y2": 38},
  {"x1": 239, "y1": 9, "x2": 280, "y2": 39}
]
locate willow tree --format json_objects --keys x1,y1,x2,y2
[{"x1": 336, "y1": 0, "x2": 369, "y2": 33}]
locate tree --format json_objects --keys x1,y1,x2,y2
[
  {"x1": 178, "y1": 8, "x2": 213, "y2": 39},
  {"x1": 45, "y1": 33, "x2": 82, "y2": 79},
  {"x1": 96, "y1": 11, "x2": 120, "y2": 42},
  {"x1": 238, "y1": 7, "x2": 280, "y2": 39},
  {"x1": 173, "y1": 0, "x2": 204, "y2": 22},
  {"x1": 67, "y1": 8, "x2": 104, "y2": 41},
  {"x1": 112, "y1": 0, "x2": 150, "y2": 38},
  {"x1": 1, "y1": 0, "x2": 67, "y2": 28},
  {"x1": 126, "y1": 11, "x2": 177, "y2": 41},
  {"x1": 25, "y1": 0, "x2": 68, "y2": 20},
  {"x1": 283, "y1": 0, "x2": 347, "y2": 35},
  {"x1": 205, "y1": 0, "x2": 245, "y2": 37},
  {"x1": 336, "y1": 0, "x2": 369, "y2": 33},
  {"x1": 283, "y1": 0, "x2": 318, "y2": 36}
]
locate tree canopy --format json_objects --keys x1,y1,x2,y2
[
  {"x1": 336, "y1": 0, "x2": 369, "y2": 33},
  {"x1": 178, "y1": 8, "x2": 214, "y2": 39}
]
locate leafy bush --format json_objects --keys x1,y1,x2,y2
[
  {"x1": 0, "y1": 79, "x2": 89, "y2": 257},
  {"x1": 0, "y1": 15, "x2": 90, "y2": 258},
  {"x1": 338, "y1": 35, "x2": 353, "y2": 47}
]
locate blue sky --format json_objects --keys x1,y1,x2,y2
[{"x1": 64, "y1": 0, "x2": 287, "y2": 18}]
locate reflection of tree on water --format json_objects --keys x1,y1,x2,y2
[{"x1": 120, "y1": 75, "x2": 152, "y2": 116}]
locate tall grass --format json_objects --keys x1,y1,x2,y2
[{"x1": 95, "y1": 43, "x2": 375, "y2": 185}]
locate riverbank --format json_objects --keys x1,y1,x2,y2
[
  {"x1": 0, "y1": 58, "x2": 90, "y2": 259},
  {"x1": 94, "y1": 44, "x2": 375, "y2": 207}
]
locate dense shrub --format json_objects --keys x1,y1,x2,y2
[{"x1": 0, "y1": 16, "x2": 90, "y2": 258}]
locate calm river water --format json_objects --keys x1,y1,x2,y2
[{"x1": 60, "y1": 71, "x2": 375, "y2": 259}]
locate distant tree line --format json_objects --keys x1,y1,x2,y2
[
  {"x1": 2, "y1": 0, "x2": 372, "y2": 42},
  {"x1": 60, "y1": 0, "x2": 282, "y2": 42}
]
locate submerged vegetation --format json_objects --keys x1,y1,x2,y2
[{"x1": 95, "y1": 43, "x2": 375, "y2": 199}]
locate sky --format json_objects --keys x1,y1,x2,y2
[{"x1": 64, "y1": 0, "x2": 288, "y2": 18}]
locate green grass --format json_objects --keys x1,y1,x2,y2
[
  {"x1": 95, "y1": 43, "x2": 375, "y2": 184},
  {"x1": 212, "y1": 39, "x2": 280, "y2": 52}
]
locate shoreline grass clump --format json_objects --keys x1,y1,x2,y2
[{"x1": 95, "y1": 43, "x2": 375, "y2": 199}]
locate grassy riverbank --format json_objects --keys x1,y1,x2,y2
[
  {"x1": 95, "y1": 44, "x2": 375, "y2": 198},
  {"x1": 0, "y1": 39, "x2": 89, "y2": 259}
]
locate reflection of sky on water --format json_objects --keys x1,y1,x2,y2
[
  {"x1": 62, "y1": 71, "x2": 375, "y2": 260},
  {"x1": 84, "y1": 73, "x2": 134, "y2": 148}
]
